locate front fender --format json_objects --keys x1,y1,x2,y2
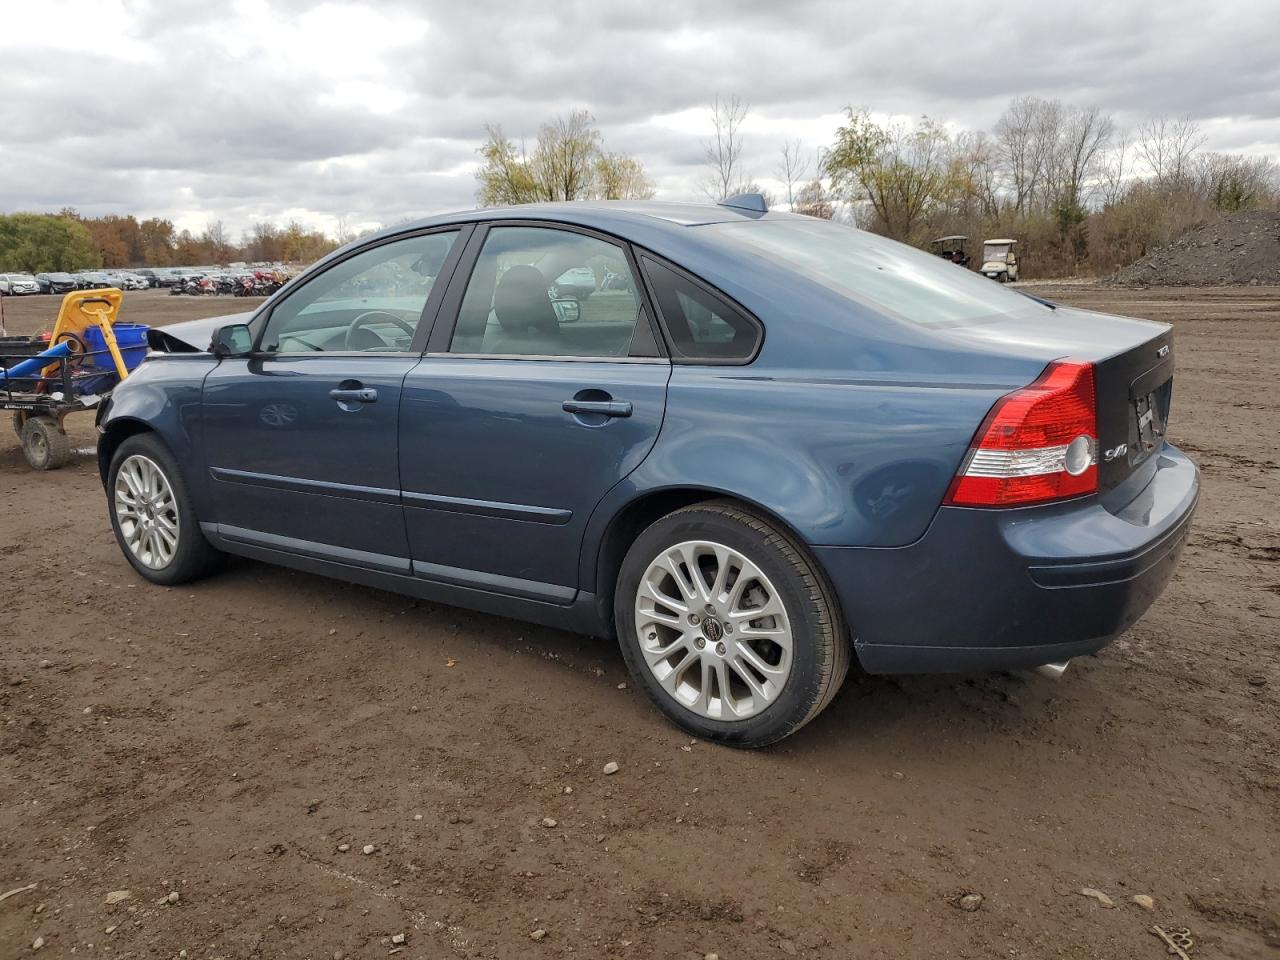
[{"x1": 97, "y1": 355, "x2": 217, "y2": 513}]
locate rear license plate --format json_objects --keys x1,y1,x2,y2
[{"x1": 1134, "y1": 385, "x2": 1169, "y2": 452}]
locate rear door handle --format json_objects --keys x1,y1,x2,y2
[
  {"x1": 330, "y1": 387, "x2": 378, "y2": 403},
  {"x1": 562, "y1": 399, "x2": 632, "y2": 418}
]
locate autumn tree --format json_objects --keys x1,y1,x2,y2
[
  {"x1": 596, "y1": 153, "x2": 655, "y2": 200},
  {"x1": 824, "y1": 109, "x2": 952, "y2": 240},
  {"x1": 475, "y1": 111, "x2": 655, "y2": 205},
  {"x1": 243, "y1": 222, "x2": 285, "y2": 262},
  {"x1": 138, "y1": 218, "x2": 177, "y2": 265}
]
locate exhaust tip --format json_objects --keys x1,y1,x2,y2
[{"x1": 1032, "y1": 660, "x2": 1070, "y2": 681}]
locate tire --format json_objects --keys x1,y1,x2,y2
[
  {"x1": 614, "y1": 500, "x2": 850, "y2": 748},
  {"x1": 20, "y1": 415, "x2": 73, "y2": 470},
  {"x1": 107, "y1": 433, "x2": 222, "y2": 585}
]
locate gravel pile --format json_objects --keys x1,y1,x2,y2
[{"x1": 1109, "y1": 209, "x2": 1280, "y2": 286}]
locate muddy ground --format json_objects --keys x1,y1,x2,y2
[{"x1": 1, "y1": 287, "x2": 1277, "y2": 960}]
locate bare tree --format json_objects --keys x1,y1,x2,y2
[
  {"x1": 1136, "y1": 115, "x2": 1207, "y2": 187},
  {"x1": 702, "y1": 95, "x2": 750, "y2": 201},
  {"x1": 995, "y1": 96, "x2": 1046, "y2": 213},
  {"x1": 1050, "y1": 105, "x2": 1115, "y2": 209},
  {"x1": 793, "y1": 177, "x2": 834, "y2": 219},
  {"x1": 1192, "y1": 152, "x2": 1280, "y2": 211},
  {"x1": 1099, "y1": 130, "x2": 1131, "y2": 207},
  {"x1": 776, "y1": 138, "x2": 808, "y2": 209},
  {"x1": 950, "y1": 130, "x2": 1001, "y2": 217},
  {"x1": 334, "y1": 215, "x2": 356, "y2": 247},
  {"x1": 202, "y1": 220, "x2": 233, "y2": 263}
]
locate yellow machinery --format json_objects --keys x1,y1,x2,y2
[
  {"x1": 42, "y1": 288, "x2": 129, "y2": 378},
  {"x1": 4, "y1": 288, "x2": 143, "y2": 469}
]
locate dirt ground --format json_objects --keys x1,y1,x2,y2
[{"x1": 1, "y1": 287, "x2": 1277, "y2": 960}]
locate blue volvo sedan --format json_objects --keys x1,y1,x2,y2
[{"x1": 96, "y1": 199, "x2": 1199, "y2": 746}]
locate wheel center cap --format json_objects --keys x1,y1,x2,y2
[{"x1": 701, "y1": 617, "x2": 724, "y2": 644}]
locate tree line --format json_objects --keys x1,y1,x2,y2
[
  {"x1": 0, "y1": 210, "x2": 340, "y2": 274},
  {"x1": 821, "y1": 99, "x2": 1277, "y2": 274},
  {"x1": 5, "y1": 99, "x2": 1274, "y2": 279},
  {"x1": 692, "y1": 96, "x2": 1277, "y2": 276},
  {"x1": 475, "y1": 98, "x2": 1277, "y2": 276}
]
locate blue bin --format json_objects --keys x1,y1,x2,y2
[
  {"x1": 75, "y1": 323, "x2": 150, "y2": 394},
  {"x1": 82, "y1": 323, "x2": 149, "y2": 372}
]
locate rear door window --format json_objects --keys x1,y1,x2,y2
[
  {"x1": 448, "y1": 226, "x2": 643, "y2": 359},
  {"x1": 641, "y1": 257, "x2": 761, "y2": 362}
]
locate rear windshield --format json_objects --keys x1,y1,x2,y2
[{"x1": 710, "y1": 219, "x2": 1036, "y2": 327}]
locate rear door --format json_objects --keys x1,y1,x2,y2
[
  {"x1": 399, "y1": 223, "x2": 670, "y2": 601},
  {"x1": 201, "y1": 228, "x2": 465, "y2": 570}
]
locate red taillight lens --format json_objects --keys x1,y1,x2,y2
[{"x1": 945, "y1": 361, "x2": 1098, "y2": 507}]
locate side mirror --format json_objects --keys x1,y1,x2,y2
[{"x1": 211, "y1": 323, "x2": 254, "y2": 358}]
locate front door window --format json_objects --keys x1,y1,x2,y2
[{"x1": 261, "y1": 231, "x2": 459, "y2": 353}]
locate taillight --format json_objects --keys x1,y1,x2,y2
[{"x1": 945, "y1": 360, "x2": 1098, "y2": 507}]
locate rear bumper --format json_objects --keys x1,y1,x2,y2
[{"x1": 815, "y1": 443, "x2": 1200, "y2": 674}]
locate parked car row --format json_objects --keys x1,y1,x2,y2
[
  {"x1": 0, "y1": 263, "x2": 294, "y2": 296},
  {"x1": 0, "y1": 269, "x2": 149, "y2": 295}
]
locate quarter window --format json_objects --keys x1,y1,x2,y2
[
  {"x1": 260, "y1": 231, "x2": 459, "y2": 353},
  {"x1": 641, "y1": 258, "x2": 761, "y2": 362},
  {"x1": 448, "y1": 227, "x2": 642, "y2": 358}
]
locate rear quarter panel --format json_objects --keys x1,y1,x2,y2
[{"x1": 578, "y1": 364, "x2": 1016, "y2": 600}]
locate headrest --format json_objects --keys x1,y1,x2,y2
[{"x1": 494, "y1": 265, "x2": 558, "y2": 335}]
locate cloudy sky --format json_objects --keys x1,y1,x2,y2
[{"x1": 2, "y1": 0, "x2": 1277, "y2": 238}]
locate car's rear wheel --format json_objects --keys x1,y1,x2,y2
[
  {"x1": 108, "y1": 433, "x2": 222, "y2": 585},
  {"x1": 615, "y1": 501, "x2": 849, "y2": 747}
]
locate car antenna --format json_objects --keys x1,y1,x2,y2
[{"x1": 718, "y1": 192, "x2": 768, "y2": 214}]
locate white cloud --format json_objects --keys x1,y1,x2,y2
[{"x1": 0, "y1": 0, "x2": 1276, "y2": 237}]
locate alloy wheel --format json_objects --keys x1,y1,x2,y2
[
  {"x1": 634, "y1": 539, "x2": 794, "y2": 720},
  {"x1": 114, "y1": 454, "x2": 180, "y2": 570}
]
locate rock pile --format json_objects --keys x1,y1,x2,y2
[{"x1": 1109, "y1": 209, "x2": 1280, "y2": 286}]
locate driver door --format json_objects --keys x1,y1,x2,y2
[{"x1": 200, "y1": 228, "x2": 464, "y2": 571}]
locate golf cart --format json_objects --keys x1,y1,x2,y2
[
  {"x1": 980, "y1": 239, "x2": 1019, "y2": 282},
  {"x1": 931, "y1": 235, "x2": 970, "y2": 267}
]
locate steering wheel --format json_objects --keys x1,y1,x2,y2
[{"x1": 343, "y1": 310, "x2": 415, "y2": 350}]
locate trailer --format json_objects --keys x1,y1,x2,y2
[{"x1": 1, "y1": 289, "x2": 147, "y2": 470}]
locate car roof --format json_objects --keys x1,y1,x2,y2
[{"x1": 369, "y1": 199, "x2": 803, "y2": 243}]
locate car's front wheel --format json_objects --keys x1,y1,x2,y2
[
  {"x1": 615, "y1": 501, "x2": 849, "y2": 747},
  {"x1": 108, "y1": 434, "x2": 222, "y2": 585}
]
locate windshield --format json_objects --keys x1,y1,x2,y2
[
  {"x1": 983, "y1": 245, "x2": 1010, "y2": 262},
  {"x1": 711, "y1": 219, "x2": 1034, "y2": 327}
]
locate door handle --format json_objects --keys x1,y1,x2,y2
[
  {"x1": 562, "y1": 399, "x2": 632, "y2": 418},
  {"x1": 330, "y1": 387, "x2": 378, "y2": 403}
]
